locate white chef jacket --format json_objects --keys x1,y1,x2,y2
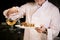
[{"x1": 3, "y1": 1, "x2": 60, "y2": 40}]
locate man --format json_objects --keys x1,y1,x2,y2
[{"x1": 3, "y1": 0, "x2": 60, "y2": 40}]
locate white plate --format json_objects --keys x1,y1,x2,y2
[{"x1": 15, "y1": 25, "x2": 35, "y2": 29}]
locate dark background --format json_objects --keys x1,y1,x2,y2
[{"x1": 0, "y1": 0, "x2": 60, "y2": 23}]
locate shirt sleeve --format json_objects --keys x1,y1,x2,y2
[
  {"x1": 10, "y1": 6, "x2": 26, "y2": 20},
  {"x1": 16, "y1": 5, "x2": 26, "y2": 18},
  {"x1": 50, "y1": 7, "x2": 60, "y2": 38}
]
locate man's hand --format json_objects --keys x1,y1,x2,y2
[
  {"x1": 6, "y1": 7, "x2": 18, "y2": 17},
  {"x1": 3, "y1": 7, "x2": 18, "y2": 18},
  {"x1": 35, "y1": 25, "x2": 47, "y2": 33}
]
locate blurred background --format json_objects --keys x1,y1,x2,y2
[{"x1": 0, "y1": 0, "x2": 60, "y2": 40}]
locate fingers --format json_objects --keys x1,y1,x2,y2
[
  {"x1": 3, "y1": 9, "x2": 10, "y2": 18},
  {"x1": 9, "y1": 7, "x2": 18, "y2": 13},
  {"x1": 35, "y1": 27, "x2": 42, "y2": 33},
  {"x1": 35, "y1": 25, "x2": 47, "y2": 33},
  {"x1": 7, "y1": 7, "x2": 18, "y2": 16},
  {"x1": 3, "y1": 7, "x2": 18, "y2": 18},
  {"x1": 40, "y1": 24, "x2": 44, "y2": 28}
]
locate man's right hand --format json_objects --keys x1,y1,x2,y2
[{"x1": 3, "y1": 7, "x2": 18, "y2": 18}]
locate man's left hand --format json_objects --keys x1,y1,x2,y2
[{"x1": 35, "y1": 25, "x2": 47, "y2": 33}]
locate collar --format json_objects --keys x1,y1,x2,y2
[
  {"x1": 42, "y1": 1, "x2": 48, "y2": 7},
  {"x1": 36, "y1": 0, "x2": 48, "y2": 7}
]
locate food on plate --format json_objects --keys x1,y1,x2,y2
[{"x1": 21, "y1": 22, "x2": 34, "y2": 27}]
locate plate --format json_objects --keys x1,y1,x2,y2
[{"x1": 15, "y1": 25, "x2": 35, "y2": 29}]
